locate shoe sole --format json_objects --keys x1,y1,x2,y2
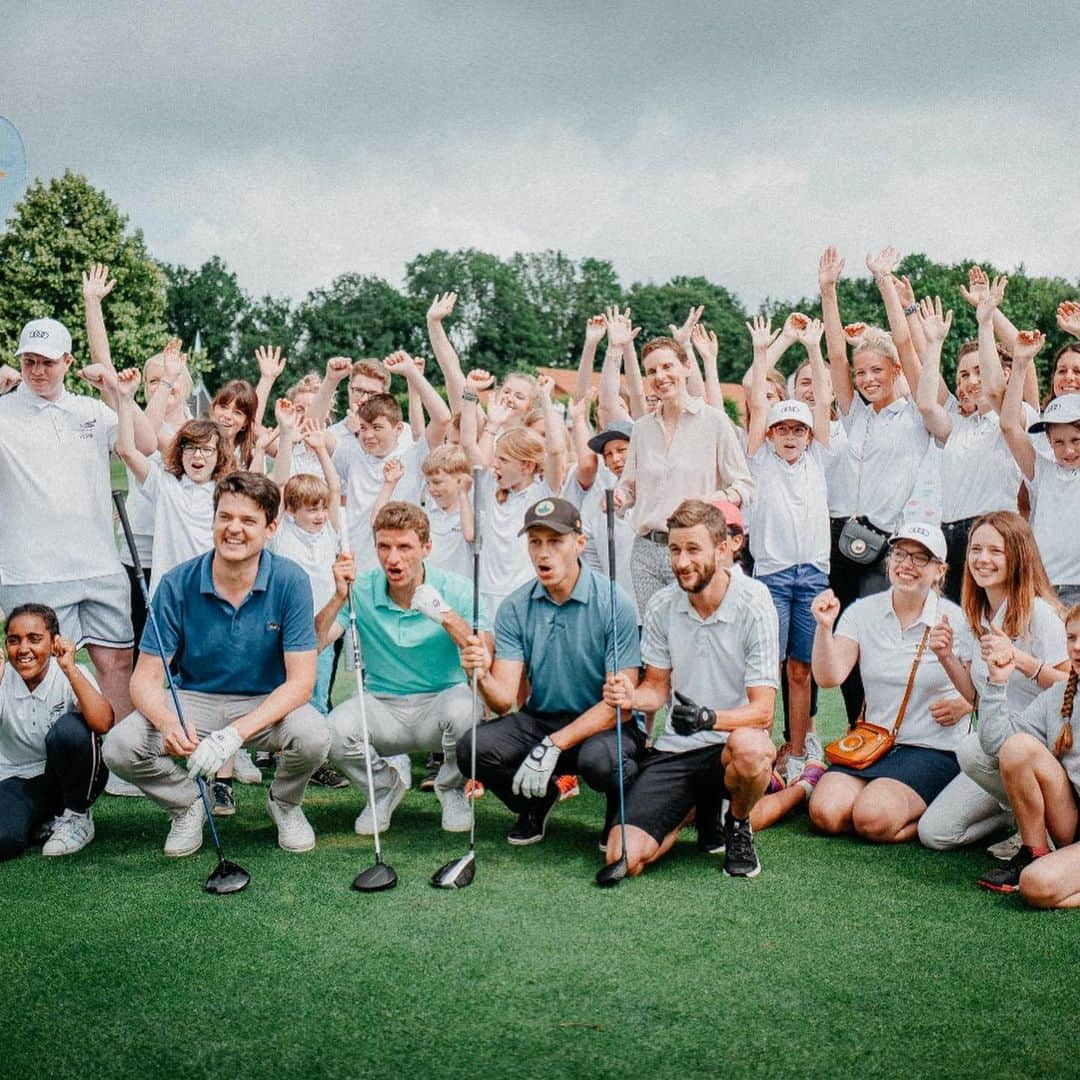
[
  {"x1": 211, "y1": 805, "x2": 237, "y2": 817},
  {"x1": 724, "y1": 862, "x2": 761, "y2": 878},
  {"x1": 507, "y1": 799, "x2": 558, "y2": 846},
  {"x1": 43, "y1": 837, "x2": 93, "y2": 857},
  {"x1": 277, "y1": 836, "x2": 316, "y2": 853},
  {"x1": 164, "y1": 839, "x2": 204, "y2": 858},
  {"x1": 978, "y1": 880, "x2": 1020, "y2": 893}
]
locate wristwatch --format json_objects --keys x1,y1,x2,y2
[{"x1": 462, "y1": 390, "x2": 479, "y2": 403}]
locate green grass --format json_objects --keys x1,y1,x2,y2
[{"x1": 2, "y1": 689, "x2": 1077, "y2": 1080}]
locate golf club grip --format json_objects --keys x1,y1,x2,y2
[
  {"x1": 605, "y1": 488, "x2": 616, "y2": 590},
  {"x1": 112, "y1": 490, "x2": 145, "y2": 579},
  {"x1": 471, "y1": 466, "x2": 482, "y2": 632}
]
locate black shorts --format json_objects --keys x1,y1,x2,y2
[
  {"x1": 827, "y1": 744, "x2": 960, "y2": 805},
  {"x1": 624, "y1": 743, "x2": 730, "y2": 844}
]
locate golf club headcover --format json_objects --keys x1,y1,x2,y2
[{"x1": 670, "y1": 691, "x2": 716, "y2": 736}]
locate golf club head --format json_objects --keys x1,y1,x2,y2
[
  {"x1": 595, "y1": 857, "x2": 629, "y2": 888},
  {"x1": 430, "y1": 851, "x2": 476, "y2": 889},
  {"x1": 352, "y1": 862, "x2": 398, "y2": 892},
  {"x1": 204, "y1": 859, "x2": 251, "y2": 895}
]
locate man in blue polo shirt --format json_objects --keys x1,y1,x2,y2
[
  {"x1": 103, "y1": 472, "x2": 329, "y2": 856},
  {"x1": 317, "y1": 501, "x2": 490, "y2": 835},
  {"x1": 457, "y1": 497, "x2": 641, "y2": 847}
]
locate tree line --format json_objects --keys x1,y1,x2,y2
[{"x1": 2, "y1": 171, "x2": 1077, "y2": 396}]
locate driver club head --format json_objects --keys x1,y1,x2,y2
[
  {"x1": 204, "y1": 859, "x2": 251, "y2": 895},
  {"x1": 595, "y1": 857, "x2": 629, "y2": 888},
  {"x1": 352, "y1": 861, "x2": 398, "y2": 893},
  {"x1": 430, "y1": 851, "x2": 476, "y2": 890}
]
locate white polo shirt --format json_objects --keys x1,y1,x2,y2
[
  {"x1": 836, "y1": 589, "x2": 974, "y2": 752},
  {"x1": 0, "y1": 659, "x2": 98, "y2": 782},
  {"x1": 0, "y1": 385, "x2": 121, "y2": 585},
  {"x1": 138, "y1": 462, "x2": 215, "y2": 596},
  {"x1": 476, "y1": 473, "x2": 553, "y2": 610},
  {"x1": 967, "y1": 596, "x2": 1067, "y2": 716},
  {"x1": 748, "y1": 444, "x2": 830, "y2": 577},
  {"x1": 330, "y1": 419, "x2": 413, "y2": 454},
  {"x1": 821, "y1": 419, "x2": 855, "y2": 518},
  {"x1": 643, "y1": 570, "x2": 780, "y2": 754},
  {"x1": 119, "y1": 421, "x2": 174, "y2": 569},
  {"x1": 269, "y1": 516, "x2": 339, "y2": 613},
  {"x1": 840, "y1": 395, "x2": 930, "y2": 534},
  {"x1": 1029, "y1": 454, "x2": 1080, "y2": 586},
  {"x1": 424, "y1": 501, "x2": 470, "y2": 579}
]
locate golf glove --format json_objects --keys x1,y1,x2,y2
[
  {"x1": 671, "y1": 691, "x2": 716, "y2": 736},
  {"x1": 411, "y1": 584, "x2": 452, "y2": 623},
  {"x1": 512, "y1": 736, "x2": 561, "y2": 798},
  {"x1": 186, "y1": 726, "x2": 243, "y2": 780}
]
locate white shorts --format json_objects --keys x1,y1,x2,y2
[{"x1": 0, "y1": 572, "x2": 133, "y2": 649}]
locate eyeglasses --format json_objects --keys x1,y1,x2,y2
[
  {"x1": 889, "y1": 547, "x2": 932, "y2": 568},
  {"x1": 181, "y1": 443, "x2": 217, "y2": 457}
]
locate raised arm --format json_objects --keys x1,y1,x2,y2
[
  {"x1": 599, "y1": 307, "x2": 633, "y2": 427},
  {"x1": 691, "y1": 322, "x2": 725, "y2": 411},
  {"x1": 574, "y1": 314, "x2": 606, "y2": 402},
  {"x1": 269, "y1": 399, "x2": 300, "y2": 508},
  {"x1": 146, "y1": 339, "x2": 183, "y2": 449},
  {"x1": 867, "y1": 247, "x2": 923, "y2": 395},
  {"x1": 82, "y1": 264, "x2": 117, "y2": 373},
  {"x1": 745, "y1": 315, "x2": 780, "y2": 457},
  {"x1": 303, "y1": 418, "x2": 341, "y2": 532},
  {"x1": 384, "y1": 350, "x2": 451, "y2": 448},
  {"x1": 536, "y1": 374, "x2": 567, "y2": 492},
  {"x1": 892, "y1": 274, "x2": 928, "y2": 362},
  {"x1": 810, "y1": 590, "x2": 860, "y2": 687},
  {"x1": 766, "y1": 313, "x2": 801, "y2": 370},
  {"x1": 426, "y1": 292, "x2": 466, "y2": 412},
  {"x1": 253, "y1": 345, "x2": 286, "y2": 427},
  {"x1": 974, "y1": 274, "x2": 1009, "y2": 411},
  {"x1": 1000, "y1": 330, "x2": 1044, "y2": 482},
  {"x1": 819, "y1": 247, "x2": 853, "y2": 414},
  {"x1": 114, "y1": 368, "x2": 152, "y2": 484},
  {"x1": 914, "y1": 297, "x2": 955, "y2": 442},
  {"x1": 669, "y1": 306, "x2": 706, "y2": 398},
  {"x1": 570, "y1": 390, "x2": 599, "y2": 491},
  {"x1": 407, "y1": 355, "x2": 428, "y2": 441},
  {"x1": 371, "y1": 457, "x2": 405, "y2": 521},
  {"x1": 54, "y1": 638, "x2": 113, "y2": 733},
  {"x1": 620, "y1": 308, "x2": 646, "y2": 418},
  {"x1": 459, "y1": 371, "x2": 490, "y2": 469},
  {"x1": 796, "y1": 317, "x2": 831, "y2": 447},
  {"x1": 308, "y1": 356, "x2": 352, "y2": 427}
]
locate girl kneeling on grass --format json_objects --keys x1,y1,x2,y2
[
  {"x1": 808, "y1": 523, "x2": 975, "y2": 843},
  {"x1": 974, "y1": 603, "x2": 1080, "y2": 904}
]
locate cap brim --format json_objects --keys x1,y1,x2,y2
[
  {"x1": 586, "y1": 431, "x2": 630, "y2": 454},
  {"x1": 17, "y1": 345, "x2": 68, "y2": 360},
  {"x1": 518, "y1": 521, "x2": 577, "y2": 536}
]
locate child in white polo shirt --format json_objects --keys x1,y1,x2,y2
[
  {"x1": 745, "y1": 316, "x2": 832, "y2": 781},
  {"x1": 418, "y1": 445, "x2": 475, "y2": 579},
  {"x1": 0, "y1": 604, "x2": 113, "y2": 860}
]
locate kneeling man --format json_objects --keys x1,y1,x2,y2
[
  {"x1": 603, "y1": 498, "x2": 778, "y2": 878},
  {"x1": 104, "y1": 472, "x2": 329, "y2": 855}
]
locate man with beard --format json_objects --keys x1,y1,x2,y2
[{"x1": 602, "y1": 498, "x2": 778, "y2": 878}]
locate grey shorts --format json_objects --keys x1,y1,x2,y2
[{"x1": 0, "y1": 573, "x2": 133, "y2": 649}]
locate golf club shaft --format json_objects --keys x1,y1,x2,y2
[
  {"x1": 112, "y1": 491, "x2": 227, "y2": 861},
  {"x1": 468, "y1": 465, "x2": 482, "y2": 852},
  {"x1": 605, "y1": 490, "x2": 627, "y2": 864}
]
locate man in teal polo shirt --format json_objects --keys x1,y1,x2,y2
[{"x1": 317, "y1": 501, "x2": 490, "y2": 834}]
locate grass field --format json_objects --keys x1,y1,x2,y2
[{"x1": 2, "y1": 681, "x2": 1078, "y2": 1080}]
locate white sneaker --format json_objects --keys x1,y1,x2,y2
[
  {"x1": 164, "y1": 798, "x2": 206, "y2": 857},
  {"x1": 784, "y1": 753, "x2": 807, "y2": 787},
  {"x1": 438, "y1": 787, "x2": 472, "y2": 832},
  {"x1": 804, "y1": 731, "x2": 825, "y2": 763},
  {"x1": 266, "y1": 791, "x2": 316, "y2": 852},
  {"x1": 105, "y1": 773, "x2": 145, "y2": 797},
  {"x1": 232, "y1": 748, "x2": 263, "y2": 785},
  {"x1": 388, "y1": 753, "x2": 412, "y2": 790},
  {"x1": 354, "y1": 770, "x2": 408, "y2": 835},
  {"x1": 42, "y1": 809, "x2": 95, "y2": 856}
]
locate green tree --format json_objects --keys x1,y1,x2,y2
[
  {"x1": 163, "y1": 256, "x2": 246, "y2": 377},
  {"x1": 0, "y1": 170, "x2": 167, "y2": 384}
]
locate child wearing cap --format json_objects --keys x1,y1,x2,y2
[
  {"x1": 1000, "y1": 332, "x2": 1080, "y2": 607},
  {"x1": 745, "y1": 316, "x2": 832, "y2": 780}
]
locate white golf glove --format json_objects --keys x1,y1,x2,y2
[
  {"x1": 186, "y1": 726, "x2": 243, "y2": 781},
  {"x1": 512, "y1": 736, "x2": 561, "y2": 798},
  {"x1": 411, "y1": 583, "x2": 452, "y2": 623}
]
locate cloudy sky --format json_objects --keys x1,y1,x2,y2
[{"x1": 5, "y1": 2, "x2": 1080, "y2": 307}]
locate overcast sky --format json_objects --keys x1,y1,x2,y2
[{"x1": 5, "y1": 1, "x2": 1080, "y2": 308}]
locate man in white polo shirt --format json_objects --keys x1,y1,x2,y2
[
  {"x1": 0, "y1": 317, "x2": 156, "y2": 720},
  {"x1": 603, "y1": 498, "x2": 779, "y2": 879}
]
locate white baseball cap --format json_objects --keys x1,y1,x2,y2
[
  {"x1": 890, "y1": 521, "x2": 947, "y2": 562},
  {"x1": 1028, "y1": 395, "x2": 1080, "y2": 433},
  {"x1": 766, "y1": 400, "x2": 813, "y2": 430},
  {"x1": 16, "y1": 318, "x2": 72, "y2": 360}
]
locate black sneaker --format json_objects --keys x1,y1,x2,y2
[
  {"x1": 309, "y1": 763, "x2": 349, "y2": 789},
  {"x1": 697, "y1": 803, "x2": 726, "y2": 855},
  {"x1": 420, "y1": 752, "x2": 443, "y2": 793},
  {"x1": 978, "y1": 845, "x2": 1041, "y2": 893},
  {"x1": 507, "y1": 792, "x2": 559, "y2": 846},
  {"x1": 253, "y1": 751, "x2": 275, "y2": 769},
  {"x1": 723, "y1": 815, "x2": 760, "y2": 877},
  {"x1": 211, "y1": 780, "x2": 236, "y2": 817}
]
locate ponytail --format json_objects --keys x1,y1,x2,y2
[{"x1": 1054, "y1": 670, "x2": 1077, "y2": 758}]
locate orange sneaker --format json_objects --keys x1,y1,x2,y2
[{"x1": 555, "y1": 774, "x2": 580, "y2": 801}]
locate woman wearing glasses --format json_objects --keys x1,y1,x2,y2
[{"x1": 807, "y1": 523, "x2": 975, "y2": 843}]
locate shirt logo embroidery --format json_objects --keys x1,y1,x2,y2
[{"x1": 265, "y1": 621, "x2": 280, "y2": 632}]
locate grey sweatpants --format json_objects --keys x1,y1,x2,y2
[{"x1": 103, "y1": 691, "x2": 329, "y2": 812}]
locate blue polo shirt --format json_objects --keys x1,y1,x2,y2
[
  {"x1": 494, "y1": 563, "x2": 640, "y2": 718},
  {"x1": 337, "y1": 564, "x2": 489, "y2": 696},
  {"x1": 142, "y1": 549, "x2": 316, "y2": 694}
]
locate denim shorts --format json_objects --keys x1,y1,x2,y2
[{"x1": 758, "y1": 564, "x2": 829, "y2": 663}]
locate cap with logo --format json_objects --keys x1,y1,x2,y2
[
  {"x1": 518, "y1": 497, "x2": 583, "y2": 536},
  {"x1": 16, "y1": 318, "x2": 72, "y2": 361},
  {"x1": 587, "y1": 419, "x2": 634, "y2": 455},
  {"x1": 890, "y1": 521, "x2": 947, "y2": 562},
  {"x1": 766, "y1": 400, "x2": 813, "y2": 431},
  {"x1": 1028, "y1": 395, "x2": 1080, "y2": 433}
]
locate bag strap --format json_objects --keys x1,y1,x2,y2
[{"x1": 890, "y1": 625, "x2": 931, "y2": 737}]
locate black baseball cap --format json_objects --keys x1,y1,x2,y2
[
  {"x1": 518, "y1": 497, "x2": 582, "y2": 535},
  {"x1": 587, "y1": 419, "x2": 633, "y2": 455}
]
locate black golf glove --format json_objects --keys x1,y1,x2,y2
[{"x1": 671, "y1": 691, "x2": 716, "y2": 735}]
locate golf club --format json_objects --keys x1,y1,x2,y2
[
  {"x1": 112, "y1": 491, "x2": 250, "y2": 895},
  {"x1": 339, "y1": 535, "x2": 397, "y2": 892},
  {"x1": 595, "y1": 489, "x2": 629, "y2": 887},
  {"x1": 431, "y1": 465, "x2": 483, "y2": 889}
]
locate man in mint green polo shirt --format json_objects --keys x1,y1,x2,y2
[{"x1": 317, "y1": 501, "x2": 490, "y2": 835}]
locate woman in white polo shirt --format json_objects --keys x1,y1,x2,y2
[{"x1": 808, "y1": 523, "x2": 974, "y2": 843}]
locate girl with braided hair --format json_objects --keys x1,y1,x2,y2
[{"x1": 974, "y1": 603, "x2": 1080, "y2": 903}]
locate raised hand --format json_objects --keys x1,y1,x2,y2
[
  {"x1": 52, "y1": 635, "x2": 78, "y2": 676},
  {"x1": 465, "y1": 368, "x2": 495, "y2": 394},
  {"x1": 81, "y1": 263, "x2": 116, "y2": 304},
  {"x1": 115, "y1": 367, "x2": 140, "y2": 398},
  {"x1": 275, "y1": 397, "x2": 299, "y2": 435},
  {"x1": 162, "y1": 338, "x2": 184, "y2": 382},
  {"x1": 254, "y1": 423, "x2": 277, "y2": 451},
  {"x1": 79, "y1": 363, "x2": 119, "y2": 394},
  {"x1": 427, "y1": 292, "x2": 457, "y2": 323},
  {"x1": 255, "y1": 345, "x2": 286, "y2": 381},
  {"x1": 819, "y1": 247, "x2": 845, "y2": 287},
  {"x1": 383, "y1": 350, "x2": 414, "y2": 378},
  {"x1": 892, "y1": 275, "x2": 917, "y2": 308},
  {"x1": 745, "y1": 314, "x2": 780, "y2": 350},
  {"x1": 345, "y1": 404, "x2": 362, "y2": 434},
  {"x1": 1057, "y1": 300, "x2": 1080, "y2": 338},
  {"x1": 584, "y1": 314, "x2": 607, "y2": 348},
  {"x1": 866, "y1": 247, "x2": 901, "y2": 281},
  {"x1": 1012, "y1": 330, "x2": 1045, "y2": 367},
  {"x1": 929, "y1": 613, "x2": 954, "y2": 660},
  {"x1": 413, "y1": 354, "x2": 427, "y2": 375},
  {"x1": 669, "y1": 305, "x2": 704, "y2": 349},
  {"x1": 958, "y1": 265, "x2": 989, "y2": 309},
  {"x1": 979, "y1": 623, "x2": 1015, "y2": 671},
  {"x1": 568, "y1": 387, "x2": 596, "y2": 427},
  {"x1": 325, "y1": 356, "x2": 352, "y2": 384},
  {"x1": 842, "y1": 322, "x2": 866, "y2": 343},
  {"x1": 811, "y1": 589, "x2": 841, "y2": 629},
  {"x1": 382, "y1": 457, "x2": 405, "y2": 485},
  {"x1": 794, "y1": 316, "x2": 824, "y2": 348},
  {"x1": 691, "y1": 322, "x2": 719, "y2": 364},
  {"x1": 300, "y1": 416, "x2": 328, "y2": 450},
  {"x1": 916, "y1": 296, "x2": 953, "y2": 344},
  {"x1": 0, "y1": 364, "x2": 21, "y2": 393},
  {"x1": 604, "y1": 305, "x2": 639, "y2": 350},
  {"x1": 485, "y1": 396, "x2": 513, "y2": 428},
  {"x1": 536, "y1": 373, "x2": 555, "y2": 401}
]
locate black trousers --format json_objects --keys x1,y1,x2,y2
[
  {"x1": 124, "y1": 563, "x2": 152, "y2": 661},
  {"x1": 941, "y1": 517, "x2": 976, "y2": 606},
  {"x1": 0, "y1": 713, "x2": 108, "y2": 862},
  {"x1": 457, "y1": 711, "x2": 647, "y2": 817}
]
